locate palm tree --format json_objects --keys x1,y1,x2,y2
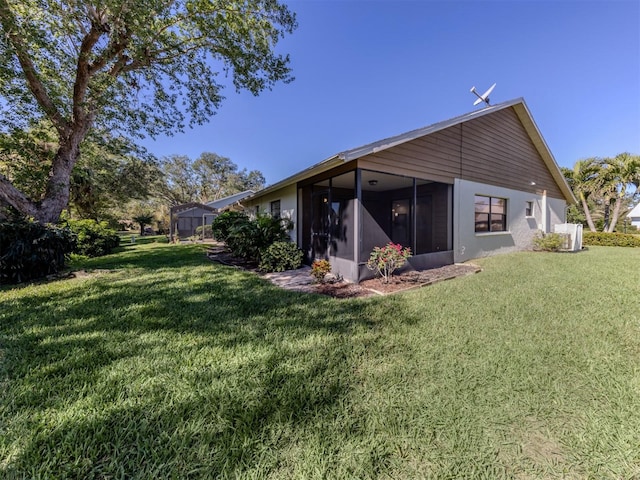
[
  {"x1": 133, "y1": 213, "x2": 154, "y2": 236},
  {"x1": 601, "y1": 153, "x2": 640, "y2": 232},
  {"x1": 562, "y1": 158, "x2": 602, "y2": 232}
]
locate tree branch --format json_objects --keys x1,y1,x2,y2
[
  {"x1": 0, "y1": 173, "x2": 38, "y2": 217},
  {"x1": 0, "y1": 0, "x2": 69, "y2": 135},
  {"x1": 72, "y1": 19, "x2": 105, "y2": 125}
]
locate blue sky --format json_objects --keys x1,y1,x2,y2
[{"x1": 140, "y1": 0, "x2": 640, "y2": 185}]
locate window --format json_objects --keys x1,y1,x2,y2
[
  {"x1": 270, "y1": 200, "x2": 281, "y2": 219},
  {"x1": 475, "y1": 195, "x2": 507, "y2": 232},
  {"x1": 525, "y1": 201, "x2": 534, "y2": 217}
]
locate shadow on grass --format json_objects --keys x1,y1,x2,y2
[{"x1": 0, "y1": 244, "x2": 385, "y2": 477}]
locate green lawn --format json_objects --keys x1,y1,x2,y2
[{"x1": 1, "y1": 243, "x2": 639, "y2": 479}]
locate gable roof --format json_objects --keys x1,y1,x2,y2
[
  {"x1": 207, "y1": 190, "x2": 255, "y2": 210},
  {"x1": 176, "y1": 190, "x2": 255, "y2": 216},
  {"x1": 627, "y1": 202, "x2": 640, "y2": 218},
  {"x1": 249, "y1": 98, "x2": 576, "y2": 204}
]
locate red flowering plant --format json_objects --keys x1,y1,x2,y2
[
  {"x1": 310, "y1": 259, "x2": 332, "y2": 283},
  {"x1": 366, "y1": 242, "x2": 412, "y2": 283}
]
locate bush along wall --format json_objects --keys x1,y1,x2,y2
[
  {"x1": 0, "y1": 218, "x2": 76, "y2": 284},
  {"x1": 583, "y1": 231, "x2": 640, "y2": 247},
  {"x1": 259, "y1": 241, "x2": 303, "y2": 272}
]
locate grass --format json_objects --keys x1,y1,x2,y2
[{"x1": 1, "y1": 243, "x2": 639, "y2": 479}]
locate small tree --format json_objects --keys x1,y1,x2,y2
[
  {"x1": 366, "y1": 243, "x2": 412, "y2": 283},
  {"x1": 132, "y1": 214, "x2": 154, "y2": 236}
]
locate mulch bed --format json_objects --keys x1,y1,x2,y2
[
  {"x1": 207, "y1": 245, "x2": 481, "y2": 299},
  {"x1": 206, "y1": 246, "x2": 259, "y2": 271},
  {"x1": 358, "y1": 264, "x2": 482, "y2": 295}
]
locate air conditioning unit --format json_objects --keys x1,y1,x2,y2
[{"x1": 553, "y1": 223, "x2": 583, "y2": 252}]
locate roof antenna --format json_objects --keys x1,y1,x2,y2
[{"x1": 470, "y1": 83, "x2": 496, "y2": 106}]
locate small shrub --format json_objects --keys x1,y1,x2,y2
[
  {"x1": 0, "y1": 218, "x2": 76, "y2": 284},
  {"x1": 366, "y1": 242, "x2": 412, "y2": 283},
  {"x1": 532, "y1": 231, "x2": 564, "y2": 252},
  {"x1": 212, "y1": 211, "x2": 248, "y2": 241},
  {"x1": 259, "y1": 241, "x2": 303, "y2": 272},
  {"x1": 195, "y1": 224, "x2": 213, "y2": 239},
  {"x1": 583, "y1": 231, "x2": 640, "y2": 247},
  {"x1": 65, "y1": 219, "x2": 120, "y2": 257},
  {"x1": 225, "y1": 213, "x2": 292, "y2": 262},
  {"x1": 310, "y1": 259, "x2": 332, "y2": 283}
]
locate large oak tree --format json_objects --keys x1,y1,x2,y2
[{"x1": 0, "y1": 0, "x2": 296, "y2": 223}]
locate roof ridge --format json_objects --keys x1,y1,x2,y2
[{"x1": 339, "y1": 98, "x2": 524, "y2": 161}]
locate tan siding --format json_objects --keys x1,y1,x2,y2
[{"x1": 358, "y1": 106, "x2": 565, "y2": 200}]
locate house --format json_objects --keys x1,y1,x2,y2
[
  {"x1": 627, "y1": 203, "x2": 640, "y2": 228},
  {"x1": 242, "y1": 98, "x2": 576, "y2": 282},
  {"x1": 170, "y1": 190, "x2": 254, "y2": 239}
]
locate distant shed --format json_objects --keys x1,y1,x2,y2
[{"x1": 170, "y1": 190, "x2": 254, "y2": 239}]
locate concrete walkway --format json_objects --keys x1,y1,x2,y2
[{"x1": 261, "y1": 266, "x2": 315, "y2": 292}]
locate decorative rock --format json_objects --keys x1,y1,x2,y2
[{"x1": 323, "y1": 273, "x2": 340, "y2": 284}]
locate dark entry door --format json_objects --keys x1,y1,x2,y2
[
  {"x1": 311, "y1": 191, "x2": 330, "y2": 259},
  {"x1": 391, "y1": 198, "x2": 411, "y2": 247},
  {"x1": 416, "y1": 195, "x2": 433, "y2": 253}
]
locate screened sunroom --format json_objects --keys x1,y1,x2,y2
[{"x1": 298, "y1": 168, "x2": 453, "y2": 282}]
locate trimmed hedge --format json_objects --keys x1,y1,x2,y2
[
  {"x1": 583, "y1": 231, "x2": 640, "y2": 247},
  {"x1": 0, "y1": 218, "x2": 76, "y2": 284}
]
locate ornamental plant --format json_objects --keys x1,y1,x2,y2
[
  {"x1": 310, "y1": 259, "x2": 332, "y2": 283},
  {"x1": 366, "y1": 242, "x2": 412, "y2": 283}
]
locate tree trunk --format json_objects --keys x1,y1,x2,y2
[
  {"x1": 580, "y1": 194, "x2": 597, "y2": 232},
  {"x1": 37, "y1": 146, "x2": 77, "y2": 223},
  {"x1": 607, "y1": 196, "x2": 624, "y2": 233},
  {"x1": 602, "y1": 202, "x2": 611, "y2": 232},
  {"x1": 0, "y1": 129, "x2": 85, "y2": 224}
]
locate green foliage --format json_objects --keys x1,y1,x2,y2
[
  {"x1": 532, "y1": 231, "x2": 564, "y2": 252},
  {"x1": 65, "y1": 218, "x2": 120, "y2": 257},
  {"x1": 132, "y1": 213, "x2": 154, "y2": 236},
  {"x1": 0, "y1": 218, "x2": 75, "y2": 284},
  {"x1": 366, "y1": 242, "x2": 412, "y2": 283},
  {"x1": 258, "y1": 241, "x2": 303, "y2": 272},
  {"x1": 583, "y1": 231, "x2": 640, "y2": 247},
  {"x1": 0, "y1": 0, "x2": 295, "y2": 223},
  {"x1": 225, "y1": 214, "x2": 292, "y2": 262},
  {"x1": 194, "y1": 224, "x2": 213, "y2": 239},
  {"x1": 565, "y1": 203, "x2": 586, "y2": 225},
  {"x1": 211, "y1": 211, "x2": 249, "y2": 241},
  {"x1": 310, "y1": 259, "x2": 332, "y2": 283},
  {"x1": 564, "y1": 154, "x2": 640, "y2": 232},
  {"x1": 0, "y1": 1, "x2": 297, "y2": 137},
  {"x1": 158, "y1": 153, "x2": 265, "y2": 207}
]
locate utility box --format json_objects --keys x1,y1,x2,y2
[{"x1": 553, "y1": 223, "x2": 583, "y2": 251}]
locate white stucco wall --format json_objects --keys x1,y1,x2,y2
[
  {"x1": 453, "y1": 179, "x2": 566, "y2": 263},
  {"x1": 243, "y1": 184, "x2": 298, "y2": 243}
]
